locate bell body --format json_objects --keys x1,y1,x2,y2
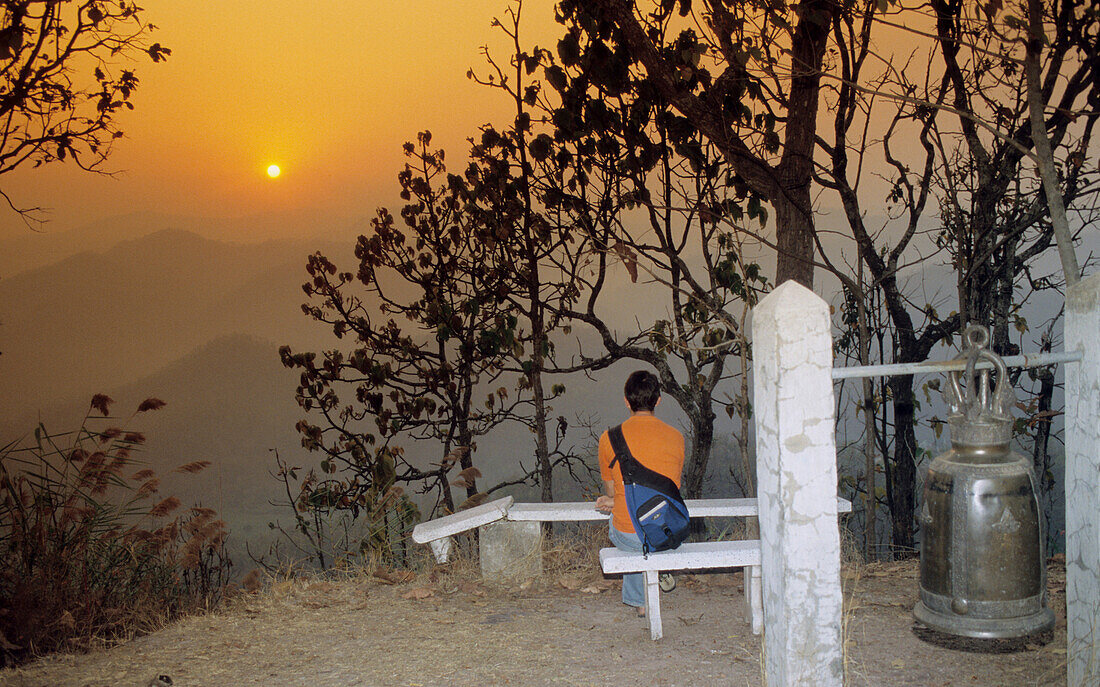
[{"x1": 915, "y1": 442, "x2": 1054, "y2": 638}]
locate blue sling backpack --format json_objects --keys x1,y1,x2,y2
[{"x1": 608, "y1": 424, "x2": 690, "y2": 556}]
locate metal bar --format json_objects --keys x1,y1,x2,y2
[{"x1": 831, "y1": 350, "x2": 1082, "y2": 380}]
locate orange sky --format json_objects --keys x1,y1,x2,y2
[{"x1": 0, "y1": 1, "x2": 562, "y2": 240}]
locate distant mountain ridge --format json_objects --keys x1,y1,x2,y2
[
  {"x1": 0, "y1": 208, "x2": 370, "y2": 279},
  {"x1": 1, "y1": 331, "x2": 310, "y2": 569},
  {"x1": 0, "y1": 227, "x2": 357, "y2": 416}
]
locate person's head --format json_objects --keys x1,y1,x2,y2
[{"x1": 624, "y1": 370, "x2": 661, "y2": 412}]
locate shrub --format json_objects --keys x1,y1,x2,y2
[{"x1": 0, "y1": 396, "x2": 231, "y2": 665}]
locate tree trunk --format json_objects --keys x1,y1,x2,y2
[
  {"x1": 682, "y1": 401, "x2": 716, "y2": 498},
  {"x1": 857, "y1": 259, "x2": 877, "y2": 561},
  {"x1": 531, "y1": 363, "x2": 553, "y2": 503},
  {"x1": 1030, "y1": 364, "x2": 1056, "y2": 551},
  {"x1": 1025, "y1": 0, "x2": 1080, "y2": 287},
  {"x1": 772, "y1": 187, "x2": 817, "y2": 289},
  {"x1": 887, "y1": 374, "x2": 918, "y2": 555}
]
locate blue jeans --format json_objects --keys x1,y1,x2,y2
[{"x1": 608, "y1": 519, "x2": 644, "y2": 608}]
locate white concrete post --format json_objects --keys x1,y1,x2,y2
[
  {"x1": 751, "y1": 280, "x2": 844, "y2": 686},
  {"x1": 1066, "y1": 272, "x2": 1100, "y2": 686},
  {"x1": 479, "y1": 520, "x2": 542, "y2": 581}
]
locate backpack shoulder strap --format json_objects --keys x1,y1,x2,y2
[{"x1": 607, "y1": 424, "x2": 637, "y2": 476}]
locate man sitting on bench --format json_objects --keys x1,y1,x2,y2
[{"x1": 594, "y1": 370, "x2": 685, "y2": 618}]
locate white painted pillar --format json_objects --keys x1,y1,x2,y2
[
  {"x1": 751, "y1": 280, "x2": 844, "y2": 686},
  {"x1": 1066, "y1": 272, "x2": 1100, "y2": 686}
]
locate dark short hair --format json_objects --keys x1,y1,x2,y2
[{"x1": 624, "y1": 370, "x2": 661, "y2": 412}]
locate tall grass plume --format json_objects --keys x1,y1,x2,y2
[{"x1": 0, "y1": 396, "x2": 232, "y2": 665}]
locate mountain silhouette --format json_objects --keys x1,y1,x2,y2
[
  {"x1": 1, "y1": 332, "x2": 314, "y2": 569},
  {"x1": 0, "y1": 227, "x2": 355, "y2": 417},
  {"x1": 0, "y1": 209, "x2": 370, "y2": 278}
]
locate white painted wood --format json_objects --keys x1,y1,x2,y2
[
  {"x1": 505, "y1": 501, "x2": 605, "y2": 521},
  {"x1": 644, "y1": 570, "x2": 662, "y2": 640},
  {"x1": 412, "y1": 495, "x2": 849, "y2": 575},
  {"x1": 503, "y1": 497, "x2": 852, "y2": 522},
  {"x1": 599, "y1": 540, "x2": 763, "y2": 641},
  {"x1": 410, "y1": 496, "x2": 513, "y2": 543},
  {"x1": 752, "y1": 281, "x2": 844, "y2": 686},
  {"x1": 746, "y1": 564, "x2": 762, "y2": 635},
  {"x1": 1066, "y1": 273, "x2": 1100, "y2": 686},
  {"x1": 686, "y1": 497, "x2": 852, "y2": 517},
  {"x1": 599, "y1": 540, "x2": 760, "y2": 573},
  {"x1": 428, "y1": 537, "x2": 453, "y2": 564}
]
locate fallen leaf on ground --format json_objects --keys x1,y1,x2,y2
[
  {"x1": 402, "y1": 587, "x2": 435, "y2": 600},
  {"x1": 579, "y1": 585, "x2": 603, "y2": 594},
  {"x1": 374, "y1": 569, "x2": 416, "y2": 585},
  {"x1": 558, "y1": 576, "x2": 583, "y2": 590}
]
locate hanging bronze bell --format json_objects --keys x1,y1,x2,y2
[{"x1": 913, "y1": 325, "x2": 1054, "y2": 639}]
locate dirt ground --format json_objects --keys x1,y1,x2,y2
[{"x1": 0, "y1": 558, "x2": 1067, "y2": 687}]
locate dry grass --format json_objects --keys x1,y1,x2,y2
[
  {"x1": 0, "y1": 398, "x2": 232, "y2": 667},
  {"x1": 1, "y1": 525, "x2": 1070, "y2": 687}
]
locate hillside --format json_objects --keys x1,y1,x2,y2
[
  {"x1": 0, "y1": 209, "x2": 369, "y2": 279},
  {"x1": 0, "y1": 228, "x2": 353, "y2": 416}
]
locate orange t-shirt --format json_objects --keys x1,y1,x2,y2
[{"x1": 598, "y1": 414, "x2": 685, "y2": 534}]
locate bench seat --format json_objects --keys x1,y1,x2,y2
[
  {"x1": 509, "y1": 496, "x2": 853, "y2": 519},
  {"x1": 599, "y1": 540, "x2": 762, "y2": 640},
  {"x1": 410, "y1": 496, "x2": 513, "y2": 562}
]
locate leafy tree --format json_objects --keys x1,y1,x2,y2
[
  {"x1": 467, "y1": 3, "x2": 769, "y2": 499},
  {"x1": 0, "y1": 1, "x2": 169, "y2": 220},
  {"x1": 923, "y1": 0, "x2": 1098, "y2": 553},
  {"x1": 464, "y1": 7, "x2": 581, "y2": 503},
  {"x1": 550, "y1": 0, "x2": 1098, "y2": 554},
  {"x1": 555, "y1": 0, "x2": 839, "y2": 289},
  {"x1": 281, "y1": 134, "x2": 520, "y2": 519},
  {"x1": 928, "y1": 0, "x2": 1097, "y2": 346},
  {"x1": 540, "y1": 44, "x2": 768, "y2": 497}
]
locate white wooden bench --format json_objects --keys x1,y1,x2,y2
[
  {"x1": 410, "y1": 496, "x2": 513, "y2": 563},
  {"x1": 411, "y1": 497, "x2": 849, "y2": 639},
  {"x1": 411, "y1": 496, "x2": 851, "y2": 563},
  {"x1": 599, "y1": 540, "x2": 762, "y2": 640}
]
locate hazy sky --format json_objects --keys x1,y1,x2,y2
[{"x1": 0, "y1": 1, "x2": 563, "y2": 240}]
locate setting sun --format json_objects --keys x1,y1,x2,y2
[{"x1": 266, "y1": 164, "x2": 281, "y2": 178}]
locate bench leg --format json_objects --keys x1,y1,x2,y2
[
  {"x1": 644, "y1": 570, "x2": 663, "y2": 640},
  {"x1": 429, "y1": 537, "x2": 453, "y2": 564},
  {"x1": 744, "y1": 564, "x2": 762, "y2": 635}
]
